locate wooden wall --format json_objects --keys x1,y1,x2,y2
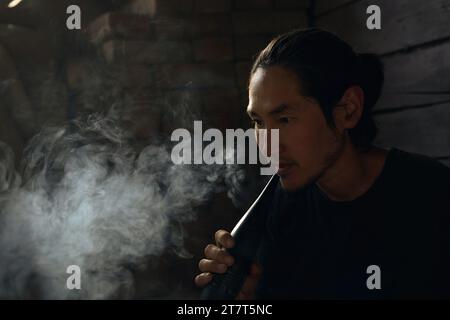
[{"x1": 315, "y1": 0, "x2": 450, "y2": 167}]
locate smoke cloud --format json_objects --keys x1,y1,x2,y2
[{"x1": 0, "y1": 115, "x2": 252, "y2": 299}]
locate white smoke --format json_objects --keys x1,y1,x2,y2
[{"x1": 0, "y1": 115, "x2": 250, "y2": 299}]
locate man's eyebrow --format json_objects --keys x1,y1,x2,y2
[
  {"x1": 247, "y1": 103, "x2": 295, "y2": 117},
  {"x1": 269, "y1": 103, "x2": 294, "y2": 115}
]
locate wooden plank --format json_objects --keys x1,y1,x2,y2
[
  {"x1": 232, "y1": 12, "x2": 307, "y2": 36},
  {"x1": 316, "y1": 0, "x2": 356, "y2": 16},
  {"x1": 274, "y1": 0, "x2": 310, "y2": 10},
  {"x1": 317, "y1": 0, "x2": 450, "y2": 55},
  {"x1": 88, "y1": 12, "x2": 155, "y2": 45},
  {"x1": 154, "y1": 63, "x2": 236, "y2": 89},
  {"x1": 124, "y1": 0, "x2": 195, "y2": 16},
  {"x1": 101, "y1": 40, "x2": 192, "y2": 64},
  {"x1": 0, "y1": 0, "x2": 113, "y2": 31},
  {"x1": 88, "y1": 13, "x2": 235, "y2": 43},
  {"x1": 373, "y1": 103, "x2": 450, "y2": 158},
  {"x1": 376, "y1": 40, "x2": 450, "y2": 111},
  {"x1": 439, "y1": 158, "x2": 450, "y2": 167},
  {"x1": 375, "y1": 93, "x2": 450, "y2": 114}
]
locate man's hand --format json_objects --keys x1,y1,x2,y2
[{"x1": 194, "y1": 229, "x2": 262, "y2": 300}]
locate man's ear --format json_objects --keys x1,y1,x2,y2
[{"x1": 333, "y1": 86, "x2": 364, "y2": 131}]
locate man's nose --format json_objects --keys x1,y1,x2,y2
[{"x1": 256, "y1": 128, "x2": 281, "y2": 158}]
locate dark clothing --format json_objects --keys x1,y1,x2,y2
[{"x1": 255, "y1": 148, "x2": 450, "y2": 299}]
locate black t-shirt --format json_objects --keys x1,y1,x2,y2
[{"x1": 255, "y1": 148, "x2": 450, "y2": 299}]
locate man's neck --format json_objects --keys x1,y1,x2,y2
[{"x1": 316, "y1": 142, "x2": 388, "y2": 202}]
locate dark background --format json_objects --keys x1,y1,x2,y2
[{"x1": 0, "y1": 0, "x2": 448, "y2": 299}]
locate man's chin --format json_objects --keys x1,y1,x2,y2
[
  {"x1": 277, "y1": 166, "x2": 320, "y2": 192},
  {"x1": 278, "y1": 173, "x2": 307, "y2": 192}
]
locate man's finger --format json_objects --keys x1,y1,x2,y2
[
  {"x1": 215, "y1": 230, "x2": 234, "y2": 249},
  {"x1": 198, "y1": 259, "x2": 228, "y2": 274},
  {"x1": 194, "y1": 272, "x2": 213, "y2": 287},
  {"x1": 204, "y1": 244, "x2": 234, "y2": 266}
]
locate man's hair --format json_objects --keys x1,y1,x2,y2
[{"x1": 251, "y1": 28, "x2": 384, "y2": 151}]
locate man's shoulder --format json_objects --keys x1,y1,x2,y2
[
  {"x1": 387, "y1": 148, "x2": 450, "y2": 185},
  {"x1": 383, "y1": 149, "x2": 450, "y2": 211}
]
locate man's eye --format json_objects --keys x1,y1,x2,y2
[{"x1": 279, "y1": 117, "x2": 290, "y2": 124}]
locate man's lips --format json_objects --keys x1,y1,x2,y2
[{"x1": 277, "y1": 162, "x2": 295, "y2": 175}]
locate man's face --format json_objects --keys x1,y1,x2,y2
[{"x1": 247, "y1": 66, "x2": 345, "y2": 191}]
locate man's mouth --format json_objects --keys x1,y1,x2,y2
[{"x1": 277, "y1": 162, "x2": 295, "y2": 175}]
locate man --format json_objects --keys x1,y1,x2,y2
[{"x1": 195, "y1": 28, "x2": 450, "y2": 299}]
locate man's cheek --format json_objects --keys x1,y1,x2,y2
[{"x1": 292, "y1": 135, "x2": 315, "y2": 157}]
